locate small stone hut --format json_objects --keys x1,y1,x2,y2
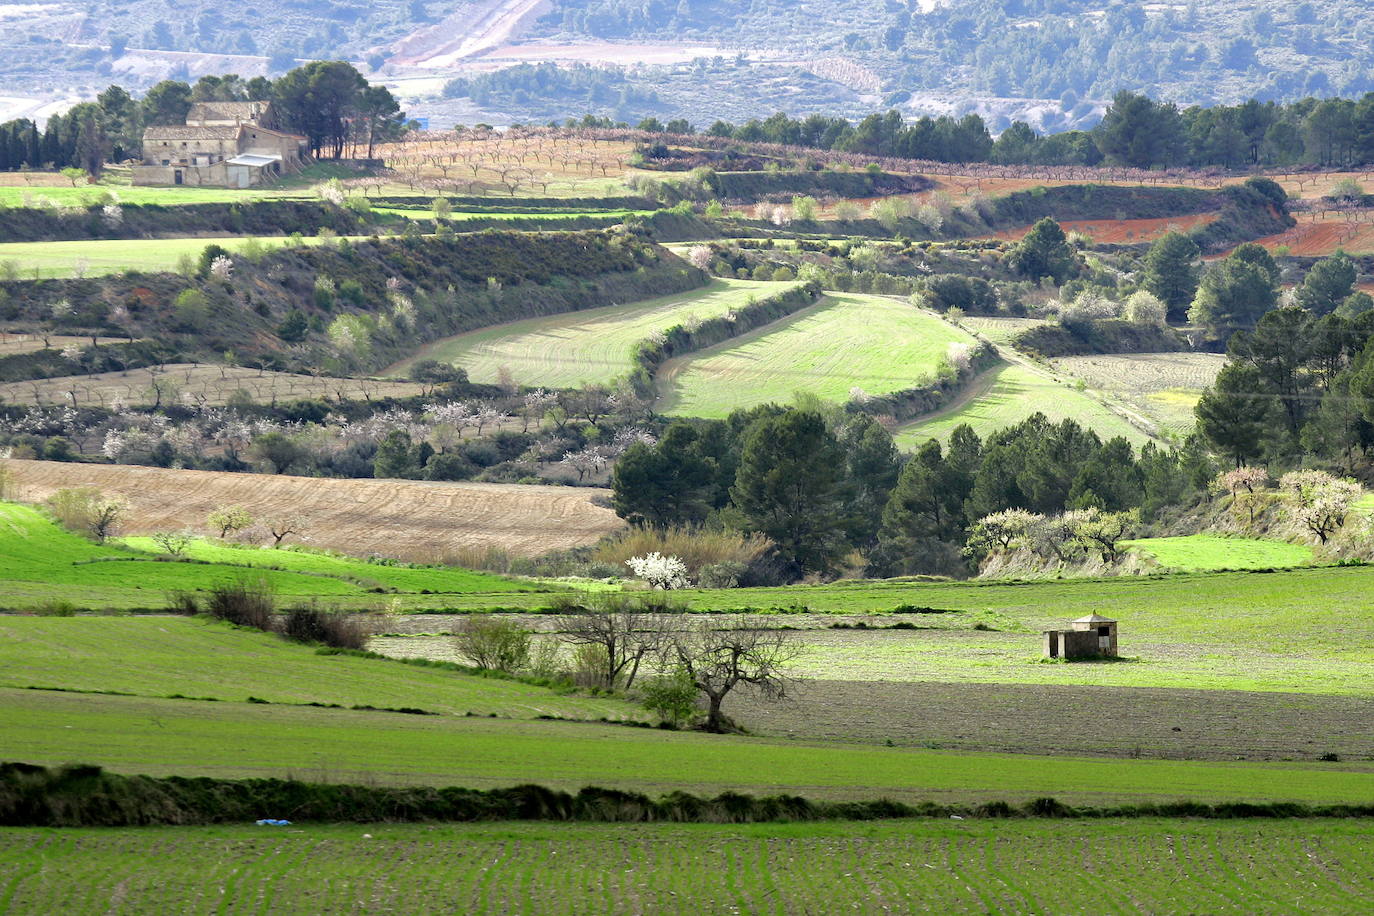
[{"x1": 1043, "y1": 614, "x2": 1118, "y2": 659}]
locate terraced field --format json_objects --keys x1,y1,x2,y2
[
  {"x1": 0, "y1": 235, "x2": 363, "y2": 279},
  {"x1": 0, "y1": 617, "x2": 631, "y2": 721},
  {"x1": 388, "y1": 278, "x2": 791, "y2": 388},
  {"x1": 895, "y1": 361, "x2": 1152, "y2": 449},
  {"x1": 658, "y1": 294, "x2": 974, "y2": 418},
  {"x1": 0, "y1": 364, "x2": 427, "y2": 409},
  {"x1": 6, "y1": 687, "x2": 1372, "y2": 806},
  {"x1": 2, "y1": 459, "x2": 623, "y2": 566},
  {"x1": 1051, "y1": 352, "x2": 1226, "y2": 438},
  {"x1": 0, "y1": 333, "x2": 128, "y2": 356},
  {"x1": 3, "y1": 819, "x2": 1371, "y2": 915}
]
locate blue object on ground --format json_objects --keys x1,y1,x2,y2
[{"x1": 255, "y1": 818, "x2": 293, "y2": 826}]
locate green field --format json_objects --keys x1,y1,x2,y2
[
  {"x1": 116, "y1": 535, "x2": 535, "y2": 594},
  {"x1": 0, "y1": 184, "x2": 311, "y2": 208},
  {"x1": 5, "y1": 687, "x2": 1372, "y2": 806},
  {"x1": 895, "y1": 361, "x2": 1153, "y2": 449},
  {"x1": 0, "y1": 617, "x2": 637, "y2": 721},
  {"x1": 0, "y1": 235, "x2": 368, "y2": 279},
  {"x1": 3, "y1": 819, "x2": 1371, "y2": 914},
  {"x1": 1127, "y1": 535, "x2": 1314, "y2": 571},
  {"x1": 0, "y1": 503, "x2": 532, "y2": 605},
  {"x1": 387, "y1": 278, "x2": 792, "y2": 387},
  {"x1": 657, "y1": 294, "x2": 974, "y2": 418}
]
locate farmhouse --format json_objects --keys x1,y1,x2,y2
[
  {"x1": 1043, "y1": 614, "x2": 1118, "y2": 659},
  {"x1": 133, "y1": 102, "x2": 308, "y2": 188}
]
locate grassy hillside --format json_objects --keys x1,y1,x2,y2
[
  {"x1": 387, "y1": 278, "x2": 791, "y2": 388},
  {"x1": 658, "y1": 294, "x2": 974, "y2": 418},
  {"x1": 895, "y1": 362, "x2": 1151, "y2": 449},
  {"x1": 3, "y1": 820, "x2": 1368, "y2": 915},
  {"x1": 0, "y1": 617, "x2": 634, "y2": 721},
  {"x1": 1126, "y1": 535, "x2": 1314, "y2": 572}
]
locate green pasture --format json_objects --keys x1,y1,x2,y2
[
  {"x1": 0, "y1": 503, "x2": 528, "y2": 604},
  {"x1": 657, "y1": 294, "x2": 975, "y2": 418},
  {"x1": 3, "y1": 819, "x2": 1370, "y2": 915},
  {"x1": 4, "y1": 687, "x2": 1372, "y2": 805},
  {"x1": 1126, "y1": 534, "x2": 1314, "y2": 571},
  {"x1": 895, "y1": 361, "x2": 1153, "y2": 449},
  {"x1": 0, "y1": 184, "x2": 307, "y2": 208},
  {"x1": 387, "y1": 278, "x2": 793, "y2": 387},
  {"x1": 0, "y1": 617, "x2": 636, "y2": 721},
  {"x1": 116, "y1": 535, "x2": 535, "y2": 594},
  {"x1": 0, "y1": 235, "x2": 368, "y2": 279}
]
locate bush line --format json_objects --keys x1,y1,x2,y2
[{"x1": 2, "y1": 763, "x2": 1370, "y2": 827}]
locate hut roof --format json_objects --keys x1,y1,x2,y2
[{"x1": 1072, "y1": 613, "x2": 1116, "y2": 624}]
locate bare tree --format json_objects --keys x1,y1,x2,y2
[
  {"x1": 556, "y1": 597, "x2": 673, "y2": 690},
  {"x1": 266, "y1": 514, "x2": 308, "y2": 549},
  {"x1": 667, "y1": 618, "x2": 801, "y2": 733}
]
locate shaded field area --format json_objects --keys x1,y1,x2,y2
[
  {"x1": 726, "y1": 680, "x2": 1373, "y2": 762},
  {"x1": 0, "y1": 334, "x2": 128, "y2": 356},
  {"x1": 3, "y1": 460, "x2": 623, "y2": 563},
  {"x1": 894, "y1": 361, "x2": 1152, "y2": 448},
  {"x1": 5, "y1": 688, "x2": 1372, "y2": 806},
  {"x1": 1050, "y1": 352, "x2": 1226, "y2": 439},
  {"x1": 657, "y1": 294, "x2": 974, "y2": 418},
  {"x1": 1126, "y1": 534, "x2": 1314, "y2": 571},
  {"x1": 0, "y1": 617, "x2": 635, "y2": 722},
  {"x1": 387, "y1": 278, "x2": 784, "y2": 388},
  {"x1": 0, "y1": 364, "x2": 426, "y2": 409},
  {"x1": 3, "y1": 819, "x2": 1372, "y2": 915}
]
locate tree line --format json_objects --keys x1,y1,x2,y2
[
  {"x1": 611, "y1": 404, "x2": 1208, "y2": 579},
  {"x1": 680, "y1": 91, "x2": 1374, "y2": 171},
  {"x1": 0, "y1": 62, "x2": 406, "y2": 174}
]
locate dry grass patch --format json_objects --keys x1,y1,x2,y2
[
  {"x1": 3, "y1": 459, "x2": 623, "y2": 560},
  {"x1": 1050, "y1": 353, "x2": 1226, "y2": 438}
]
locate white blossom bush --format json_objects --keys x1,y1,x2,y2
[
  {"x1": 101, "y1": 203, "x2": 123, "y2": 227},
  {"x1": 687, "y1": 245, "x2": 712, "y2": 270},
  {"x1": 625, "y1": 552, "x2": 691, "y2": 589},
  {"x1": 945, "y1": 341, "x2": 975, "y2": 372},
  {"x1": 209, "y1": 256, "x2": 234, "y2": 281}
]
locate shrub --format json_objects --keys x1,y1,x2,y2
[
  {"x1": 625, "y1": 552, "x2": 690, "y2": 589},
  {"x1": 640, "y1": 668, "x2": 698, "y2": 727},
  {"x1": 451, "y1": 617, "x2": 533, "y2": 672},
  {"x1": 46, "y1": 487, "x2": 129, "y2": 543},
  {"x1": 204, "y1": 581, "x2": 274, "y2": 630},
  {"x1": 281, "y1": 605, "x2": 372, "y2": 650},
  {"x1": 150, "y1": 531, "x2": 195, "y2": 556}
]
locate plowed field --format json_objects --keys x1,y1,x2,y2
[{"x1": 3, "y1": 459, "x2": 621, "y2": 559}]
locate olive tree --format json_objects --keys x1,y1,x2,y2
[{"x1": 665, "y1": 618, "x2": 801, "y2": 733}]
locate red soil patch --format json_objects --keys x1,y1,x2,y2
[
  {"x1": 1246, "y1": 213, "x2": 1374, "y2": 257},
  {"x1": 989, "y1": 212, "x2": 1218, "y2": 244}
]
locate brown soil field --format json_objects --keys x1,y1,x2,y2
[
  {"x1": 1247, "y1": 212, "x2": 1374, "y2": 256},
  {"x1": 990, "y1": 212, "x2": 1218, "y2": 244},
  {"x1": 0, "y1": 364, "x2": 427, "y2": 409},
  {"x1": 0, "y1": 333, "x2": 129, "y2": 357},
  {"x1": 3, "y1": 459, "x2": 623, "y2": 559},
  {"x1": 724, "y1": 680, "x2": 1374, "y2": 763}
]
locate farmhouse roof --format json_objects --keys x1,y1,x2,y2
[
  {"x1": 1072, "y1": 614, "x2": 1116, "y2": 624},
  {"x1": 142, "y1": 125, "x2": 243, "y2": 141}
]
